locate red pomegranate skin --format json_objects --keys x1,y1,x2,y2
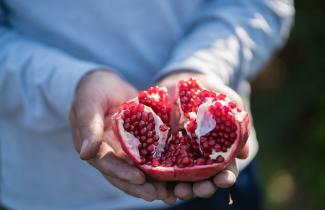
[{"x1": 112, "y1": 79, "x2": 250, "y2": 181}]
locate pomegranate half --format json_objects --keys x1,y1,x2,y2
[{"x1": 112, "y1": 78, "x2": 250, "y2": 181}]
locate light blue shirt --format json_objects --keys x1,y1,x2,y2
[{"x1": 0, "y1": 0, "x2": 294, "y2": 209}]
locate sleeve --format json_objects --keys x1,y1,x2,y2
[
  {"x1": 157, "y1": 0, "x2": 295, "y2": 88},
  {"x1": 0, "y1": 5, "x2": 104, "y2": 130}
]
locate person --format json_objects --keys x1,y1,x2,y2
[{"x1": 0, "y1": 0, "x2": 294, "y2": 210}]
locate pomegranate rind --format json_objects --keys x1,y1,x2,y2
[
  {"x1": 144, "y1": 113, "x2": 249, "y2": 181},
  {"x1": 112, "y1": 78, "x2": 250, "y2": 181},
  {"x1": 113, "y1": 111, "x2": 249, "y2": 181}
]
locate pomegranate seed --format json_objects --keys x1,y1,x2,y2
[
  {"x1": 200, "y1": 137, "x2": 208, "y2": 142},
  {"x1": 218, "y1": 94, "x2": 226, "y2": 100},
  {"x1": 208, "y1": 140, "x2": 216, "y2": 146},
  {"x1": 139, "y1": 120, "x2": 146, "y2": 128},
  {"x1": 182, "y1": 157, "x2": 190, "y2": 165},
  {"x1": 206, "y1": 159, "x2": 214, "y2": 164},
  {"x1": 141, "y1": 149, "x2": 147, "y2": 155},
  {"x1": 147, "y1": 138, "x2": 153, "y2": 144},
  {"x1": 214, "y1": 144, "x2": 221, "y2": 150},
  {"x1": 147, "y1": 144, "x2": 155, "y2": 153},
  {"x1": 140, "y1": 136, "x2": 146, "y2": 142},
  {"x1": 216, "y1": 155, "x2": 225, "y2": 162},
  {"x1": 146, "y1": 123, "x2": 154, "y2": 131},
  {"x1": 228, "y1": 102, "x2": 236, "y2": 109},
  {"x1": 140, "y1": 127, "x2": 147, "y2": 135},
  {"x1": 114, "y1": 78, "x2": 249, "y2": 181},
  {"x1": 146, "y1": 131, "x2": 153, "y2": 138},
  {"x1": 159, "y1": 125, "x2": 168, "y2": 132},
  {"x1": 152, "y1": 159, "x2": 159, "y2": 167}
]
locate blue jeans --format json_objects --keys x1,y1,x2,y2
[{"x1": 158, "y1": 159, "x2": 263, "y2": 210}]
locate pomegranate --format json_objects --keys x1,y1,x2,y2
[{"x1": 112, "y1": 78, "x2": 250, "y2": 181}]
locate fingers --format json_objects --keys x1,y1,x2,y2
[
  {"x1": 70, "y1": 70, "x2": 137, "y2": 160},
  {"x1": 163, "y1": 183, "x2": 177, "y2": 205},
  {"x1": 70, "y1": 97, "x2": 104, "y2": 160},
  {"x1": 152, "y1": 182, "x2": 169, "y2": 200},
  {"x1": 213, "y1": 160, "x2": 238, "y2": 188},
  {"x1": 105, "y1": 175, "x2": 157, "y2": 201},
  {"x1": 163, "y1": 194, "x2": 177, "y2": 205},
  {"x1": 103, "y1": 130, "x2": 131, "y2": 163},
  {"x1": 193, "y1": 180, "x2": 217, "y2": 198},
  {"x1": 174, "y1": 182, "x2": 193, "y2": 200},
  {"x1": 237, "y1": 142, "x2": 249, "y2": 159},
  {"x1": 89, "y1": 142, "x2": 146, "y2": 185}
]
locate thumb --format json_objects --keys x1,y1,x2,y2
[
  {"x1": 237, "y1": 142, "x2": 249, "y2": 159},
  {"x1": 74, "y1": 99, "x2": 104, "y2": 160}
]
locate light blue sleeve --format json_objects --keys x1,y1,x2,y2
[
  {"x1": 0, "y1": 6, "x2": 103, "y2": 130},
  {"x1": 159, "y1": 0, "x2": 294, "y2": 88}
]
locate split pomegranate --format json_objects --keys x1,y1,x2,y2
[{"x1": 112, "y1": 78, "x2": 250, "y2": 181}]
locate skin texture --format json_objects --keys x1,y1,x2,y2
[{"x1": 69, "y1": 70, "x2": 249, "y2": 204}]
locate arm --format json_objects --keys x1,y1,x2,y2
[
  {"x1": 157, "y1": 0, "x2": 294, "y2": 200},
  {"x1": 0, "y1": 4, "x2": 172, "y2": 203},
  {"x1": 0, "y1": 4, "x2": 102, "y2": 130},
  {"x1": 158, "y1": 0, "x2": 294, "y2": 88}
]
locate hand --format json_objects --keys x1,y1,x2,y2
[
  {"x1": 157, "y1": 72, "x2": 249, "y2": 200},
  {"x1": 69, "y1": 70, "x2": 175, "y2": 203}
]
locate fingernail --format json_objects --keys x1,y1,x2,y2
[
  {"x1": 80, "y1": 138, "x2": 90, "y2": 156},
  {"x1": 224, "y1": 171, "x2": 236, "y2": 183}
]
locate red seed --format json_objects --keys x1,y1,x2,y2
[
  {"x1": 228, "y1": 102, "x2": 236, "y2": 109},
  {"x1": 147, "y1": 131, "x2": 153, "y2": 138},
  {"x1": 203, "y1": 142, "x2": 209, "y2": 149},
  {"x1": 182, "y1": 157, "x2": 190, "y2": 165},
  {"x1": 200, "y1": 136, "x2": 208, "y2": 143},
  {"x1": 159, "y1": 125, "x2": 168, "y2": 132},
  {"x1": 153, "y1": 135, "x2": 160, "y2": 141},
  {"x1": 208, "y1": 140, "x2": 216, "y2": 146},
  {"x1": 152, "y1": 159, "x2": 159, "y2": 167},
  {"x1": 216, "y1": 155, "x2": 225, "y2": 162},
  {"x1": 147, "y1": 138, "x2": 153, "y2": 144},
  {"x1": 141, "y1": 149, "x2": 147, "y2": 155},
  {"x1": 139, "y1": 120, "x2": 146, "y2": 128},
  {"x1": 147, "y1": 144, "x2": 155, "y2": 153},
  {"x1": 140, "y1": 136, "x2": 146, "y2": 142}
]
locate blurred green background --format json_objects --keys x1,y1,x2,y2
[{"x1": 251, "y1": 0, "x2": 325, "y2": 210}]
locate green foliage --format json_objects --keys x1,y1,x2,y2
[{"x1": 251, "y1": 1, "x2": 325, "y2": 209}]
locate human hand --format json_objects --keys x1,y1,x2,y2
[
  {"x1": 157, "y1": 72, "x2": 249, "y2": 200},
  {"x1": 69, "y1": 70, "x2": 175, "y2": 203}
]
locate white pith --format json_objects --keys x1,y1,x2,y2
[
  {"x1": 149, "y1": 87, "x2": 167, "y2": 101},
  {"x1": 118, "y1": 103, "x2": 169, "y2": 162},
  {"x1": 194, "y1": 98, "x2": 216, "y2": 139},
  {"x1": 177, "y1": 97, "x2": 187, "y2": 124},
  {"x1": 150, "y1": 93, "x2": 160, "y2": 101}
]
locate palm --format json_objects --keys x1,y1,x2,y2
[{"x1": 70, "y1": 70, "x2": 174, "y2": 202}]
